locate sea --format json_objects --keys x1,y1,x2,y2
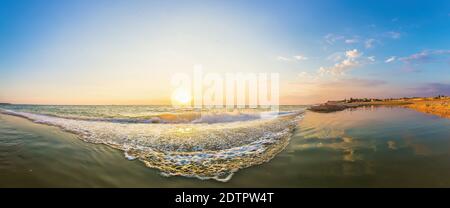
[{"x1": 2, "y1": 104, "x2": 450, "y2": 187}]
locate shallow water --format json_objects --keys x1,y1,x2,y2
[
  {"x1": 0, "y1": 105, "x2": 305, "y2": 183},
  {"x1": 2, "y1": 106, "x2": 450, "y2": 187}
]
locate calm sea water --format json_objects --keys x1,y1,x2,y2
[{"x1": 1, "y1": 105, "x2": 450, "y2": 187}]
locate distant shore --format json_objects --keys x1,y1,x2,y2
[{"x1": 309, "y1": 96, "x2": 450, "y2": 119}]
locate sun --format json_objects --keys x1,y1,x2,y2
[{"x1": 172, "y1": 89, "x2": 192, "y2": 105}]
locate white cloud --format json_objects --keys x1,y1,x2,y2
[
  {"x1": 319, "y1": 49, "x2": 361, "y2": 76},
  {"x1": 365, "y1": 38, "x2": 376, "y2": 48},
  {"x1": 318, "y1": 49, "x2": 371, "y2": 76},
  {"x1": 277, "y1": 56, "x2": 291, "y2": 61},
  {"x1": 400, "y1": 51, "x2": 428, "y2": 63},
  {"x1": 385, "y1": 56, "x2": 396, "y2": 63},
  {"x1": 345, "y1": 39, "x2": 359, "y2": 44},
  {"x1": 345, "y1": 49, "x2": 361, "y2": 58},
  {"x1": 399, "y1": 50, "x2": 450, "y2": 64},
  {"x1": 319, "y1": 59, "x2": 358, "y2": 75},
  {"x1": 324, "y1": 33, "x2": 345, "y2": 45},
  {"x1": 294, "y1": 55, "x2": 308, "y2": 61},
  {"x1": 278, "y1": 54, "x2": 309, "y2": 62},
  {"x1": 385, "y1": 31, "x2": 401, "y2": 39},
  {"x1": 327, "y1": 52, "x2": 344, "y2": 62}
]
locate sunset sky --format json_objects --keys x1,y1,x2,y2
[{"x1": 1, "y1": 0, "x2": 449, "y2": 105}]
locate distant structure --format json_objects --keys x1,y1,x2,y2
[
  {"x1": 333, "y1": 95, "x2": 449, "y2": 104},
  {"x1": 435, "y1": 95, "x2": 448, "y2": 99},
  {"x1": 342, "y1": 98, "x2": 382, "y2": 103}
]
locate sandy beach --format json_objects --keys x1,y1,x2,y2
[{"x1": 309, "y1": 97, "x2": 450, "y2": 119}]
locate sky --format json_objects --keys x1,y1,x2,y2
[{"x1": 0, "y1": 0, "x2": 449, "y2": 105}]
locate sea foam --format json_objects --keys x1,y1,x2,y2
[{"x1": 0, "y1": 108, "x2": 303, "y2": 182}]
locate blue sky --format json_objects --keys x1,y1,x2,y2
[{"x1": 0, "y1": 0, "x2": 449, "y2": 104}]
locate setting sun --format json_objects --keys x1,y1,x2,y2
[{"x1": 172, "y1": 89, "x2": 192, "y2": 105}]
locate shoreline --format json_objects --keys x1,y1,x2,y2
[
  {"x1": 3, "y1": 104, "x2": 450, "y2": 187},
  {"x1": 309, "y1": 97, "x2": 450, "y2": 119},
  {"x1": 0, "y1": 109, "x2": 304, "y2": 183}
]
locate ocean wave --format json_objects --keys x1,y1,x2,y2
[
  {"x1": 0, "y1": 108, "x2": 299, "y2": 124},
  {"x1": 0, "y1": 108, "x2": 303, "y2": 182}
]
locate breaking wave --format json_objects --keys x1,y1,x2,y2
[{"x1": 0, "y1": 108, "x2": 303, "y2": 182}]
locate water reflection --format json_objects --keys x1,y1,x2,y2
[{"x1": 285, "y1": 106, "x2": 450, "y2": 186}]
